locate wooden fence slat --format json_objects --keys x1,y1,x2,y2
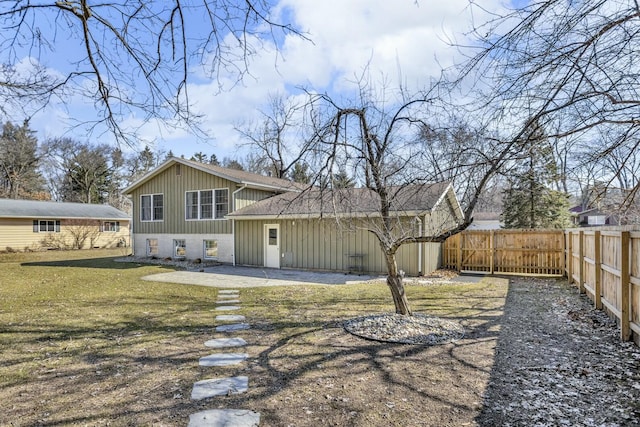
[
  {"x1": 578, "y1": 230, "x2": 585, "y2": 293},
  {"x1": 594, "y1": 230, "x2": 602, "y2": 310},
  {"x1": 621, "y1": 231, "x2": 631, "y2": 341}
]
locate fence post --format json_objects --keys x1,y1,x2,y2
[
  {"x1": 578, "y1": 230, "x2": 585, "y2": 293},
  {"x1": 489, "y1": 230, "x2": 495, "y2": 275},
  {"x1": 566, "y1": 231, "x2": 573, "y2": 283},
  {"x1": 594, "y1": 230, "x2": 602, "y2": 310},
  {"x1": 456, "y1": 233, "x2": 462, "y2": 272},
  {"x1": 621, "y1": 231, "x2": 631, "y2": 341}
]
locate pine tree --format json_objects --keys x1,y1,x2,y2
[
  {"x1": 290, "y1": 162, "x2": 311, "y2": 184},
  {"x1": 0, "y1": 120, "x2": 45, "y2": 199},
  {"x1": 501, "y1": 121, "x2": 571, "y2": 229}
]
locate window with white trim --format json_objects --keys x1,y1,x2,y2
[
  {"x1": 203, "y1": 240, "x2": 218, "y2": 259},
  {"x1": 141, "y1": 194, "x2": 163, "y2": 221},
  {"x1": 174, "y1": 239, "x2": 186, "y2": 258},
  {"x1": 185, "y1": 189, "x2": 228, "y2": 220},
  {"x1": 215, "y1": 189, "x2": 229, "y2": 218},
  {"x1": 103, "y1": 221, "x2": 120, "y2": 232},
  {"x1": 32, "y1": 220, "x2": 61, "y2": 233}
]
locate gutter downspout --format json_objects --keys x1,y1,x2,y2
[{"x1": 231, "y1": 185, "x2": 248, "y2": 266}]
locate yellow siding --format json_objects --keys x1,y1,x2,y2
[{"x1": 0, "y1": 218, "x2": 130, "y2": 251}]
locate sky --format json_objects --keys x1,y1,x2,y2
[{"x1": 21, "y1": 0, "x2": 510, "y2": 161}]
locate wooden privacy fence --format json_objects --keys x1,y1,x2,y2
[
  {"x1": 565, "y1": 230, "x2": 640, "y2": 342},
  {"x1": 442, "y1": 230, "x2": 565, "y2": 276}
]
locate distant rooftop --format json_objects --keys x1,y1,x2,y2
[{"x1": 0, "y1": 199, "x2": 130, "y2": 220}]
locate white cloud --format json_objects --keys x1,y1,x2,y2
[{"x1": 26, "y1": 0, "x2": 507, "y2": 160}]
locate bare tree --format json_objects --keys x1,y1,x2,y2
[
  {"x1": 302, "y1": 82, "x2": 509, "y2": 315},
  {"x1": 236, "y1": 93, "x2": 312, "y2": 178},
  {"x1": 458, "y1": 0, "x2": 640, "y2": 208},
  {"x1": 0, "y1": 2, "x2": 304, "y2": 143}
]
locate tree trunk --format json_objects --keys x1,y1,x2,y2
[
  {"x1": 387, "y1": 274, "x2": 412, "y2": 316},
  {"x1": 383, "y1": 249, "x2": 412, "y2": 315}
]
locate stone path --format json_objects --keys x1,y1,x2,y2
[
  {"x1": 188, "y1": 289, "x2": 260, "y2": 426},
  {"x1": 188, "y1": 409, "x2": 261, "y2": 427}
]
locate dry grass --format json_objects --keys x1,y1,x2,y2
[{"x1": 0, "y1": 249, "x2": 508, "y2": 426}]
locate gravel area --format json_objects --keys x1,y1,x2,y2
[
  {"x1": 478, "y1": 277, "x2": 640, "y2": 427},
  {"x1": 344, "y1": 313, "x2": 465, "y2": 344}
]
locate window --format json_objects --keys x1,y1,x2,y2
[
  {"x1": 33, "y1": 220, "x2": 60, "y2": 233},
  {"x1": 186, "y1": 191, "x2": 199, "y2": 220},
  {"x1": 103, "y1": 221, "x2": 120, "y2": 232},
  {"x1": 185, "y1": 189, "x2": 228, "y2": 220},
  {"x1": 146, "y1": 239, "x2": 158, "y2": 256},
  {"x1": 141, "y1": 194, "x2": 163, "y2": 221},
  {"x1": 201, "y1": 190, "x2": 213, "y2": 219},
  {"x1": 204, "y1": 240, "x2": 218, "y2": 259},
  {"x1": 588, "y1": 215, "x2": 606, "y2": 225},
  {"x1": 174, "y1": 239, "x2": 186, "y2": 258},
  {"x1": 215, "y1": 189, "x2": 229, "y2": 218}
]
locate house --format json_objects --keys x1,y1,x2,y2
[
  {"x1": 569, "y1": 205, "x2": 616, "y2": 227},
  {"x1": 0, "y1": 198, "x2": 131, "y2": 252},
  {"x1": 467, "y1": 211, "x2": 502, "y2": 230},
  {"x1": 123, "y1": 157, "x2": 305, "y2": 263},
  {"x1": 124, "y1": 157, "x2": 464, "y2": 276}
]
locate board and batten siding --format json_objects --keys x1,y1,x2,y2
[
  {"x1": 234, "y1": 187, "x2": 278, "y2": 211},
  {"x1": 0, "y1": 218, "x2": 130, "y2": 251},
  {"x1": 130, "y1": 164, "x2": 279, "y2": 235},
  {"x1": 234, "y1": 217, "x2": 441, "y2": 276}
]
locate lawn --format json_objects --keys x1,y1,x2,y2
[{"x1": 0, "y1": 249, "x2": 508, "y2": 426}]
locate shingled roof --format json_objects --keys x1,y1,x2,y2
[
  {"x1": 229, "y1": 182, "x2": 453, "y2": 219},
  {"x1": 0, "y1": 199, "x2": 130, "y2": 220},
  {"x1": 124, "y1": 157, "x2": 307, "y2": 194}
]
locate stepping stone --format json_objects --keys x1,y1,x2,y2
[
  {"x1": 191, "y1": 376, "x2": 248, "y2": 400},
  {"x1": 216, "y1": 314, "x2": 246, "y2": 322},
  {"x1": 216, "y1": 323, "x2": 250, "y2": 332},
  {"x1": 204, "y1": 337, "x2": 247, "y2": 348},
  {"x1": 218, "y1": 290, "x2": 240, "y2": 294},
  {"x1": 188, "y1": 409, "x2": 260, "y2": 427},
  {"x1": 215, "y1": 305, "x2": 241, "y2": 311},
  {"x1": 216, "y1": 299, "x2": 240, "y2": 304},
  {"x1": 199, "y1": 353, "x2": 248, "y2": 367}
]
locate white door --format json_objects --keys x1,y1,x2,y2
[{"x1": 264, "y1": 224, "x2": 280, "y2": 268}]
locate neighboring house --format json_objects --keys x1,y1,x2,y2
[
  {"x1": 0, "y1": 198, "x2": 131, "y2": 252},
  {"x1": 467, "y1": 211, "x2": 502, "y2": 230},
  {"x1": 569, "y1": 205, "x2": 616, "y2": 227},
  {"x1": 124, "y1": 157, "x2": 465, "y2": 276}
]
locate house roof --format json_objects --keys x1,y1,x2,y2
[
  {"x1": 0, "y1": 199, "x2": 130, "y2": 220},
  {"x1": 229, "y1": 182, "x2": 454, "y2": 219},
  {"x1": 123, "y1": 157, "x2": 307, "y2": 194}
]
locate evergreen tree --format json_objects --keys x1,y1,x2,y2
[
  {"x1": 0, "y1": 120, "x2": 45, "y2": 199},
  {"x1": 331, "y1": 169, "x2": 356, "y2": 189},
  {"x1": 501, "y1": 121, "x2": 571, "y2": 229},
  {"x1": 223, "y1": 158, "x2": 244, "y2": 170},
  {"x1": 191, "y1": 152, "x2": 208, "y2": 163},
  {"x1": 290, "y1": 162, "x2": 311, "y2": 184},
  {"x1": 209, "y1": 154, "x2": 220, "y2": 165},
  {"x1": 61, "y1": 143, "x2": 111, "y2": 204}
]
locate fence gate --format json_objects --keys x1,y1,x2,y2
[{"x1": 443, "y1": 230, "x2": 565, "y2": 276}]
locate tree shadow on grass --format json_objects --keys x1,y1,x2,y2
[
  {"x1": 0, "y1": 281, "x2": 509, "y2": 426},
  {"x1": 21, "y1": 256, "x2": 177, "y2": 270}
]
